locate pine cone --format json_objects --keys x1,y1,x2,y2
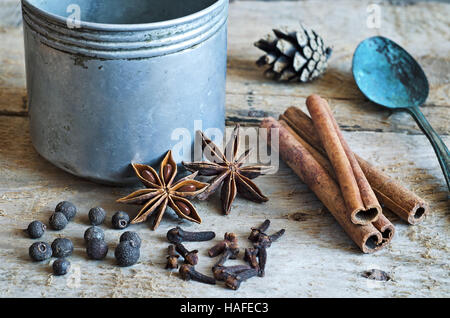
[{"x1": 254, "y1": 24, "x2": 332, "y2": 82}]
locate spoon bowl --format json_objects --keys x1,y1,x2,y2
[{"x1": 353, "y1": 36, "x2": 449, "y2": 190}]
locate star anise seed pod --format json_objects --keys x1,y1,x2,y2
[
  {"x1": 117, "y1": 150, "x2": 208, "y2": 230},
  {"x1": 182, "y1": 125, "x2": 273, "y2": 215}
]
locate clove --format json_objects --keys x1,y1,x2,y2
[
  {"x1": 167, "y1": 226, "x2": 216, "y2": 244},
  {"x1": 179, "y1": 264, "x2": 216, "y2": 285},
  {"x1": 165, "y1": 245, "x2": 180, "y2": 269},
  {"x1": 248, "y1": 219, "x2": 271, "y2": 242},
  {"x1": 225, "y1": 268, "x2": 259, "y2": 290},
  {"x1": 175, "y1": 243, "x2": 199, "y2": 266},
  {"x1": 212, "y1": 247, "x2": 238, "y2": 269},
  {"x1": 256, "y1": 246, "x2": 267, "y2": 277},
  {"x1": 248, "y1": 220, "x2": 286, "y2": 277},
  {"x1": 208, "y1": 232, "x2": 239, "y2": 258},
  {"x1": 243, "y1": 247, "x2": 259, "y2": 270},
  {"x1": 213, "y1": 265, "x2": 252, "y2": 281},
  {"x1": 254, "y1": 229, "x2": 286, "y2": 249}
]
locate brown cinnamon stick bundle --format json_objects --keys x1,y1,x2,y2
[
  {"x1": 306, "y1": 95, "x2": 381, "y2": 225},
  {"x1": 261, "y1": 117, "x2": 394, "y2": 253},
  {"x1": 280, "y1": 120, "x2": 394, "y2": 244},
  {"x1": 280, "y1": 106, "x2": 429, "y2": 225}
]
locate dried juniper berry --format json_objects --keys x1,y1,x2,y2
[
  {"x1": 88, "y1": 207, "x2": 106, "y2": 225},
  {"x1": 112, "y1": 211, "x2": 130, "y2": 229},
  {"x1": 119, "y1": 231, "x2": 141, "y2": 248},
  {"x1": 53, "y1": 258, "x2": 70, "y2": 276},
  {"x1": 84, "y1": 226, "x2": 105, "y2": 242},
  {"x1": 26, "y1": 220, "x2": 46, "y2": 239},
  {"x1": 115, "y1": 240, "x2": 140, "y2": 267},
  {"x1": 29, "y1": 242, "x2": 52, "y2": 261},
  {"x1": 49, "y1": 212, "x2": 68, "y2": 231},
  {"x1": 86, "y1": 238, "x2": 109, "y2": 260},
  {"x1": 51, "y1": 238, "x2": 74, "y2": 258},
  {"x1": 55, "y1": 201, "x2": 77, "y2": 221}
]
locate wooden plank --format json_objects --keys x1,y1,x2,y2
[
  {"x1": 0, "y1": 0, "x2": 22, "y2": 27},
  {"x1": 227, "y1": 1, "x2": 449, "y2": 105},
  {"x1": 0, "y1": 1, "x2": 449, "y2": 135},
  {"x1": 0, "y1": 116, "x2": 448, "y2": 297},
  {"x1": 0, "y1": 0, "x2": 448, "y2": 298},
  {"x1": 226, "y1": 93, "x2": 450, "y2": 134}
]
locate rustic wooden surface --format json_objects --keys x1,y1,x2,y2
[{"x1": 0, "y1": 0, "x2": 449, "y2": 298}]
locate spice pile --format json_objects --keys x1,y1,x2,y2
[
  {"x1": 165, "y1": 220, "x2": 285, "y2": 290},
  {"x1": 261, "y1": 94, "x2": 429, "y2": 253},
  {"x1": 117, "y1": 125, "x2": 273, "y2": 229},
  {"x1": 25, "y1": 201, "x2": 143, "y2": 276},
  {"x1": 24, "y1": 132, "x2": 277, "y2": 285}
]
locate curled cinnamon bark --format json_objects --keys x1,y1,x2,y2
[
  {"x1": 261, "y1": 117, "x2": 392, "y2": 253},
  {"x1": 280, "y1": 106, "x2": 429, "y2": 224},
  {"x1": 280, "y1": 120, "x2": 396, "y2": 242},
  {"x1": 306, "y1": 95, "x2": 381, "y2": 225}
]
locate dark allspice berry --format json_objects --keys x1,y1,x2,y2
[
  {"x1": 86, "y1": 238, "x2": 109, "y2": 260},
  {"x1": 84, "y1": 226, "x2": 105, "y2": 242},
  {"x1": 112, "y1": 211, "x2": 130, "y2": 229},
  {"x1": 29, "y1": 242, "x2": 52, "y2": 261},
  {"x1": 115, "y1": 240, "x2": 140, "y2": 267},
  {"x1": 49, "y1": 212, "x2": 68, "y2": 231},
  {"x1": 88, "y1": 207, "x2": 106, "y2": 225},
  {"x1": 141, "y1": 170, "x2": 156, "y2": 184},
  {"x1": 53, "y1": 258, "x2": 70, "y2": 276},
  {"x1": 55, "y1": 201, "x2": 77, "y2": 221},
  {"x1": 51, "y1": 238, "x2": 74, "y2": 258},
  {"x1": 119, "y1": 231, "x2": 142, "y2": 248},
  {"x1": 26, "y1": 220, "x2": 46, "y2": 238}
]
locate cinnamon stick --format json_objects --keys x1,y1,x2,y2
[
  {"x1": 306, "y1": 95, "x2": 381, "y2": 225},
  {"x1": 261, "y1": 117, "x2": 393, "y2": 253},
  {"x1": 279, "y1": 119, "x2": 395, "y2": 243},
  {"x1": 281, "y1": 106, "x2": 429, "y2": 225}
]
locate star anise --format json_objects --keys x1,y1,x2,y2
[
  {"x1": 117, "y1": 150, "x2": 208, "y2": 230},
  {"x1": 182, "y1": 125, "x2": 272, "y2": 215}
]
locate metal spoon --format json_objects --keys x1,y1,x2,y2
[{"x1": 352, "y1": 36, "x2": 449, "y2": 191}]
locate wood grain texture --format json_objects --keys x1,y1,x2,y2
[
  {"x1": 225, "y1": 1, "x2": 450, "y2": 133},
  {"x1": 1, "y1": 1, "x2": 449, "y2": 134},
  {"x1": 0, "y1": 116, "x2": 448, "y2": 297},
  {"x1": 0, "y1": 0, "x2": 449, "y2": 297}
]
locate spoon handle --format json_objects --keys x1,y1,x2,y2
[{"x1": 407, "y1": 106, "x2": 449, "y2": 191}]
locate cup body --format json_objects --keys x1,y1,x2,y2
[{"x1": 22, "y1": 0, "x2": 228, "y2": 184}]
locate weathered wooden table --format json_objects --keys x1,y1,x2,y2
[{"x1": 0, "y1": 0, "x2": 448, "y2": 297}]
